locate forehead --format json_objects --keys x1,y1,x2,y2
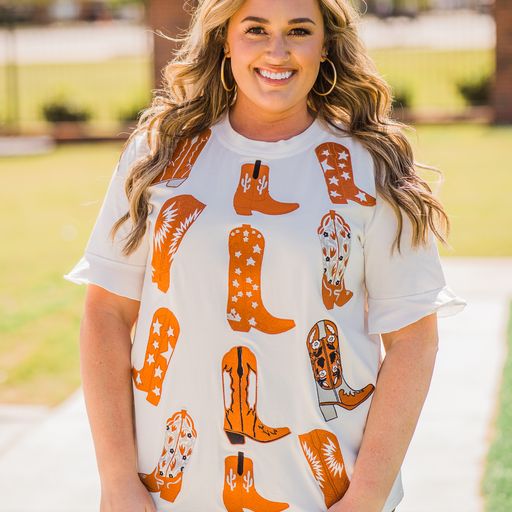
[{"x1": 231, "y1": 0, "x2": 323, "y2": 23}]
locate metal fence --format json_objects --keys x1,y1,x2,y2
[{"x1": 0, "y1": 3, "x2": 496, "y2": 134}]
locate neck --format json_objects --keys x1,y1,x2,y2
[{"x1": 228, "y1": 98, "x2": 314, "y2": 142}]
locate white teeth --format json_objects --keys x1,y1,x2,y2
[{"x1": 258, "y1": 69, "x2": 293, "y2": 80}]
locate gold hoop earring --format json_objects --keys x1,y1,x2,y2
[
  {"x1": 221, "y1": 54, "x2": 236, "y2": 92},
  {"x1": 312, "y1": 57, "x2": 337, "y2": 96}
]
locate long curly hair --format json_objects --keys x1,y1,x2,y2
[{"x1": 112, "y1": 0, "x2": 450, "y2": 256}]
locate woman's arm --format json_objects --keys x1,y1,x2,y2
[
  {"x1": 80, "y1": 284, "x2": 156, "y2": 512},
  {"x1": 329, "y1": 312, "x2": 439, "y2": 512}
]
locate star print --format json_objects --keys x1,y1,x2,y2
[
  {"x1": 147, "y1": 354, "x2": 155, "y2": 365},
  {"x1": 338, "y1": 151, "x2": 348, "y2": 160},
  {"x1": 246, "y1": 257, "x2": 255, "y2": 266},
  {"x1": 248, "y1": 317, "x2": 256, "y2": 326},
  {"x1": 322, "y1": 149, "x2": 330, "y2": 156},
  {"x1": 252, "y1": 284, "x2": 259, "y2": 290},
  {"x1": 329, "y1": 176, "x2": 339, "y2": 185},
  {"x1": 235, "y1": 251, "x2": 241, "y2": 258},
  {"x1": 232, "y1": 279, "x2": 239, "y2": 288},
  {"x1": 152, "y1": 386, "x2": 161, "y2": 397},
  {"x1": 243, "y1": 237, "x2": 248, "y2": 242},
  {"x1": 341, "y1": 172, "x2": 350, "y2": 180},
  {"x1": 237, "y1": 291, "x2": 243, "y2": 297},
  {"x1": 321, "y1": 159, "x2": 335, "y2": 172},
  {"x1": 251, "y1": 301, "x2": 258, "y2": 309},
  {"x1": 246, "y1": 291, "x2": 253, "y2": 297},
  {"x1": 339, "y1": 162, "x2": 346, "y2": 169},
  {"x1": 246, "y1": 277, "x2": 253, "y2": 283},
  {"x1": 161, "y1": 346, "x2": 173, "y2": 361},
  {"x1": 232, "y1": 296, "x2": 238, "y2": 302},
  {"x1": 234, "y1": 267, "x2": 241, "y2": 275},
  {"x1": 167, "y1": 326, "x2": 174, "y2": 337},
  {"x1": 252, "y1": 244, "x2": 261, "y2": 254},
  {"x1": 152, "y1": 319, "x2": 162, "y2": 335},
  {"x1": 135, "y1": 373, "x2": 142, "y2": 385},
  {"x1": 154, "y1": 366, "x2": 163, "y2": 378},
  {"x1": 356, "y1": 191, "x2": 367, "y2": 201},
  {"x1": 330, "y1": 191, "x2": 341, "y2": 198},
  {"x1": 152, "y1": 340, "x2": 159, "y2": 350},
  {"x1": 243, "y1": 230, "x2": 249, "y2": 237}
]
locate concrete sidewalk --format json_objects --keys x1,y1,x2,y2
[{"x1": 0, "y1": 258, "x2": 510, "y2": 512}]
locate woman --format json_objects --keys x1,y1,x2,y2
[{"x1": 65, "y1": 0, "x2": 466, "y2": 511}]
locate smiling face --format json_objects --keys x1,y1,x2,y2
[{"x1": 225, "y1": 0, "x2": 326, "y2": 119}]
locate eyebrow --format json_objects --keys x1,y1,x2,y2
[{"x1": 241, "y1": 16, "x2": 316, "y2": 25}]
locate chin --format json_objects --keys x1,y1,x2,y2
[{"x1": 247, "y1": 93, "x2": 302, "y2": 115}]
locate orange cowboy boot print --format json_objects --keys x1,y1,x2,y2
[
  {"x1": 233, "y1": 160, "x2": 299, "y2": 216},
  {"x1": 226, "y1": 224, "x2": 295, "y2": 334},
  {"x1": 307, "y1": 319, "x2": 374, "y2": 421},
  {"x1": 222, "y1": 345, "x2": 291, "y2": 445},
  {"x1": 152, "y1": 194, "x2": 206, "y2": 293},
  {"x1": 223, "y1": 451, "x2": 289, "y2": 511},
  {"x1": 139, "y1": 409, "x2": 197, "y2": 503},
  {"x1": 315, "y1": 142, "x2": 376, "y2": 206},
  {"x1": 132, "y1": 307, "x2": 180, "y2": 405},
  {"x1": 151, "y1": 129, "x2": 211, "y2": 187},
  {"x1": 317, "y1": 210, "x2": 353, "y2": 310},
  {"x1": 298, "y1": 429, "x2": 350, "y2": 509}
]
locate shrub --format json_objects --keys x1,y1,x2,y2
[
  {"x1": 41, "y1": 98, "x2": 91, "y2": 123},
  {"x1": 391, "y1": 86, "x2": 413, "y2": 110},
  {"x1": 118, "y1": 100, "x2": 149, "y2": 124},
  {"x1": 456, "y1": 74, "x2": 492, "y2": 106}
]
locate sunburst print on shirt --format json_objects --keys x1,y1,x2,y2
[{"x1": 152, "y1": 194, "x2": 206, "y2": 293}]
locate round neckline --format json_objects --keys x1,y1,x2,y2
[{"x1": 213, "y1": 111, "x2": 326, "y2": 158}]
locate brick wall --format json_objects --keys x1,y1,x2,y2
[
  {"x1": 493, "y1": 0, "x2": 512, "y2": 124},
  {"x1": 147, "y1": 0, "x2": 194, "y2": 90}
]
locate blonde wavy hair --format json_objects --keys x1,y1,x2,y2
[{"x1": 113, "y1": 0, "x2": 450, "y2": 256}]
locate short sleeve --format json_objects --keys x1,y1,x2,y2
[
  {"x1": 63, "y1": 133, "x2": 151, "y2": 301},
  {"x1": 363, "y1": 192, "x2": 467, "y2": 335}
]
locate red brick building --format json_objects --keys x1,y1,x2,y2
[
  {"x1": 493, "y1": 0, "x2": 512, "y2": 124},
  {"x1": 147, "y1": 0, "x2": 193, "y2": 89}
]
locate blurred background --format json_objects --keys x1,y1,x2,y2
[{"x1": 0, "y1": 1, "x2": 511, "y2": 511}]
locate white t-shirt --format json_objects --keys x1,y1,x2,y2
[{"x1": 65, "y1": 113, "x2": 466, "y2": 512}]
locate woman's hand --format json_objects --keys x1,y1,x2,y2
[{"x1": 100, "y1": 473, "x2": 157, "y2": 512}]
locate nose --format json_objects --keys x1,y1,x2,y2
[{"x1": 265, "y1": 35, "x2": 290, "y2": 62}]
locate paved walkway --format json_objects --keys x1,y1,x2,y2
[{"x1": 0, "y1": 258, "x2": 510, "y2": 512}]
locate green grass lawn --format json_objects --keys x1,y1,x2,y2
[
  {"x1": 0, "y1": 122, "x2": 510, "y2": 406},
  {"x1": 0, "y1": 49, "x2": 492, "y2": 131},
  {"x1": 0, "y1": 142, "x2": 125, "y2": 405},
  {"x1": 482, "y1": 301, "x2": 512, "y2": 512}
]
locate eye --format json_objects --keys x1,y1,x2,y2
[
  {"x1": 245, "y1": 26, "x2": 266, "y2": 35},
  {"x1": 289, "y1": 27, "x2": 311, "y2": 36}
]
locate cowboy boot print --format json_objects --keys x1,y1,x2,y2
[
  {"x1": 139, "y1": 409, "x2": 197, "y2": 502},
  {"x1": 151, "y1": 129, "x2": 211, "y2": 187},
  {"x1": 222, "y1": 345, "x2": 291, "y2": 444},
  {"x1": 307, "y1": 320, "x2": 375, "y2": 421},
  {"x1": 298, "y1": 429, "x2": 350, "y2": 508},
  {"x1": 132, "y1": 307, "x2": 180, "y2": 405},
  {"x1": 233, "y1": 160, "x2": 299, "y2": 216},
  {"x1": 223, "y1": 451, "x2": 289, "y2": 511},
  {"x1": 226, "y1": 224, "x2": 295, "y2": 334},
  {"x1": 152, "y1": 194, "x2": 206, "y2": 292},
  {"x1": 315, "y1": 142, "x2": 376, "y2": 206},
  {"x1": 318, "y1": 210, "x2": 353, "y2": 310}
]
